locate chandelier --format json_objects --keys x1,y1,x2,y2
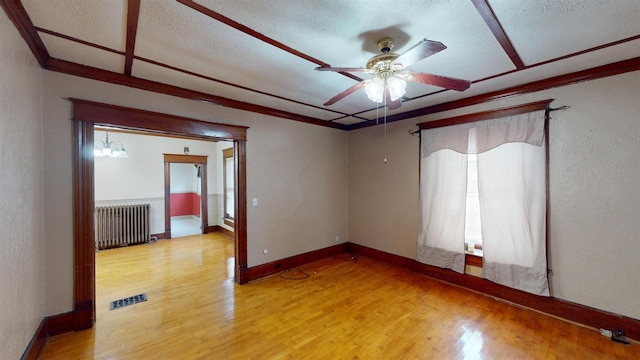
[{"x1": 94, "y1": 130, "x2": 128, "y2": 158}]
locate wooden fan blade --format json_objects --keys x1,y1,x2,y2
[
  {"x1": 393, "y1": 39, "x2": 447, "y2": 68},
  {"x1": 384, "y1": 88, "x2": 402, "y2": 110},
  {"x1": 315, "y1": 66, "x2": 373, "y2": 74},
  {"x1": 323, "y1": 80, "x2": 367, "y2": 106},
  {"x1": 401, "y1": 71, "x2": 471, "y2": 91}
]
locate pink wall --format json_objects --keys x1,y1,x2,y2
[{"x1": 170, "y1": 192, "x2": 200, "y2": 217}]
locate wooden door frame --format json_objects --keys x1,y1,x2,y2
[
  {"x1": 70, "y1": 98, "x2": 249, "y2": 331},
  {"x1": 164, "y1": 154, "x2": 209, "y2": 239}
]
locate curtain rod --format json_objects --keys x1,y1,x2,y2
[{"x1": 547, "y1": 105, "x2": 570, "y2": 112}]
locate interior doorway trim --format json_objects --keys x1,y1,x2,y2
[
  {"x1": 163, "y1": 154, "x2": 209, "y2": 239},
  {"x1": 70, "y1": 98, "x2": 249, "y2": 330}
]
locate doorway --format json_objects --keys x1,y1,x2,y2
[
  {"x1": 170, "y1": 163, "x2": 203, "y2": 237},
  {"x1": 169, "y1": 163, "x2": 204, "y2": 237},
  {"x1": 163, "y1": 153, "x2": 209, "y2": 239},
  {"x1": 71, "y1": 98, "x2": 249, "y2": 330}
]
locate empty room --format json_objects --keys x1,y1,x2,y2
[{"x1": 1, "y1": 1, "x2": 639, "y2": 359}]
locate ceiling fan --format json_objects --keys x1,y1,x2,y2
[{"x1": 315, "y1": 37, "x2": 471, "y2": 110}]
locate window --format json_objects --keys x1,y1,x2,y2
[
  {"x1": 464, "y1": 154, "x2": 483, "y2": 256},
  {"x1": 222, "y1": 147, "x2": 234, "y2": 226},
  {"x1": 417, "y1": 102, "x2": 550, "y2": 296}
]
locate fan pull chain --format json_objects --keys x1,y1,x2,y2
[{"x1": 383, "y1": 86, "x2": 388, "y2": 164}]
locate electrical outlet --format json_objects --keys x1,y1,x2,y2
[
  {"x1": 263, "y1": 249, "x2": 268, "y2": 255},
  {"x1": 335, "y1": 236, "x2": 340, "y2": 242},
  {"x1": 600, "y1": 328, "x2": 613, "y2": 337}
]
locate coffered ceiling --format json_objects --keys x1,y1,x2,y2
[{"x1": 3, "y1": 0, "x2": 639, "y2": 130}]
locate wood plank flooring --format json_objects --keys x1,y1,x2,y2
[{"x1": 40, "y1": 233, "x2": 638, "y2": 359}]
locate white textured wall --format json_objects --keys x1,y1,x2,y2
[
  {"x1": 0, "y1": 11, "x2": 45, "y2": 360},
  {"x1": 349, "y1": 71, "x2": 640, "y2": 320},
  {"x1": 95, "y1": 130, "x2": 222, "y2": 234},
  {"x1": 42, "y1": 72, "x2": 349, "y2": 315},
  {"x1": 170, "y1": 163, "x2": 197, "y2": 193}
]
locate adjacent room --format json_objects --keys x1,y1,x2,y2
[{"x1": 1, "y1": 1, "x2": 639, "y2": 359}]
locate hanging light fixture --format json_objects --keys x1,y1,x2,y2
[
  {"x1": 94, "y1": 130, "x2": 128, "y2": 158},
  {"x1": 364, "y1": 72, "x2": 406, "y2": 104}
]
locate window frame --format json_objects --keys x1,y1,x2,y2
[
  {"x1": 417, "y1": 99, "x2": 553, "y2": 271},
  {"x1": 222, "y1": 147, "x2": 235, "y2": 227}
]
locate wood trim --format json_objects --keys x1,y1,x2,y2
[
  {"x1": 234, "y1": 141, "x2": 248, "y2": 284},
  {"x1": 35, "y1": 27, "x2": 124, "y2": 56},
  {"x1": 465, "y1": 254, "x2": 483, "y2": 268},
  {"x1": 246, "y1": 243, "x2": 350, "y2": 282},
  {"x1": 46, "y1": 311, "x2": 75, "y2": 336},
  {"x1": 48, "y1": 59, "x2": 346, "y2": 130},
  {"x1": 222, "y1": 146, "x2": 234, "y2": 223},
  {"x1": 163, "y1": 161, "x2": 171, "y2": 239},
  {"x1": 134, "y1": 55, "x2": 353, "y2": 118},
  {"x1": 208, "y1": 225, "x2": 234, "y2": 238},
  {"x1": 163, "y1": 154, "x2": 208, "y2": 164},
  {"x1": 72, "y1": 120, "x2": 95, "y2": 330},
  {"x1": 471, "y1": 0, "x2": 525, "y2": 69},
  {"x1": 124, "y1": 0, "x2": 141, "y2": 75},
  {"x1": 417, "y1": 99, "x2": 552, "y2": 129},
  {"x1": 222, "y1": 147, "x2": 234, "y2": 158},
  {"x1": 71, "y1": 100, "x2": 248, "y2": 335},
  {"x1": 349, "y1": 57, "x2": 640, "y2": 130},
  {"x1": 0, "y1": 0, "x2": 50, "y2": 66},
  {"x1": 20, "y1": 318, "x2": 46, "y2": 360},
  {"x1": 71, "y1": 98, "x2": 248, "y2": 140},
  {"x1": 348, "y1": 243, "x2": 640, "y2": 341},
  {"x1": 95, "y1": 127, "x2": 218, "y2": 142},
  {"x1": 151, "y1": 232, "x2": 166, "y2": 240},
  {"x1": 200, "y1": 163, "x2": 208, "y2": 231},
  {"x1": 175, "y1": 0, "x2": 362, "y2": 83}
]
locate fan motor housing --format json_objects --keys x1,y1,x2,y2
[{"x1": 366, "y1": 53, "x2": 400, "y2": 69}]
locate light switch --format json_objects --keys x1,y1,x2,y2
[{"x1": 252, "y1": 198, "x2": 258, "y2": 206}]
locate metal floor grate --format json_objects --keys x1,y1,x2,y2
[{"x1": 110, "y1": 293, "x2": 147, "y2": 310}]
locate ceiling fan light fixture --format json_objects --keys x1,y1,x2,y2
[
  {"x1": 365, "y1": 77, "x2": 385, "y2": 103},
  {"x1": 387, "y1": 76, "x2": 406, "y2": 101}
]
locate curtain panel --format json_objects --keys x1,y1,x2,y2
[{"x1": 418, "y1": 110, "x2": 549, "y2": 296}]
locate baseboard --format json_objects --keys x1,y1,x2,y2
[
  {"x1": 347, "y1": 242, "x2": 640, "y2": 341},
  {"x1": 246, "y1": 243, "x2": 349, "y2": 282},
  {"x1": 20, "y1": 318, "x2": 47, "y2": 360},
  {"x1": 207, "y1": 225, "x2": 234, "y2": 238},
  {"x1": 151, "y1": 232, "x2": 166, "y2": 240},
  {"x1": 47, "y1": 311, "x2": 76, "y2": 336}
]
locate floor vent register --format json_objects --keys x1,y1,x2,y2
[{"x1": 109, "y1": 293, "x2": 147, "y2": 310}]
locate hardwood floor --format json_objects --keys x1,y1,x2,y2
[{"x1": 40, "y1": 233, "x2": 637, "y2": 359}]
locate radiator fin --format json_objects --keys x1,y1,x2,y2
[{"x1": 95, "y1": 204, "x2": 150, "y2": 250}]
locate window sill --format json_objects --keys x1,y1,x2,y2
[
  {"x1": 223, "y1": 218, "x2": 235, "y2": 227},
  {"x1": 465, "y1": 253, "x2": 483, "y2": 268}
]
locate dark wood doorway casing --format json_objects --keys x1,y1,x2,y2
[
  {"x1": 71, "y1": 98, "x2": 249, "y2": 331},
  {"x1": 164, "y1": 154, "x2": 209, "y2": 239}
]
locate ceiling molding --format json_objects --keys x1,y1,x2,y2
[
  {"x1": 471, "y1": 0, "x2": 525, "y2": 69},
  {"x1": 0, "y1": 0, "x2": 49, "y2": 66},
  {"x1": 176, "y1": 0, "x2": 363, "y2": 83},
  {"x1": 3, "y1": 1, "x2": 638, "y2": 132},
  {"x1": 124, "y1": 0, "x2": 141, "y2": 75},
  {"x1": 48, "y1": 59, "x2": 347, "y2": 130},
  {"x1": 133, "y1": 55, "x2": 355, "y2": 119},
  {"x1": 348, "y1": 57, "x2": 640, "y2": 130},
  {"x1": 35, "y1": 27, "x2": 125, "y2": 55}
]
